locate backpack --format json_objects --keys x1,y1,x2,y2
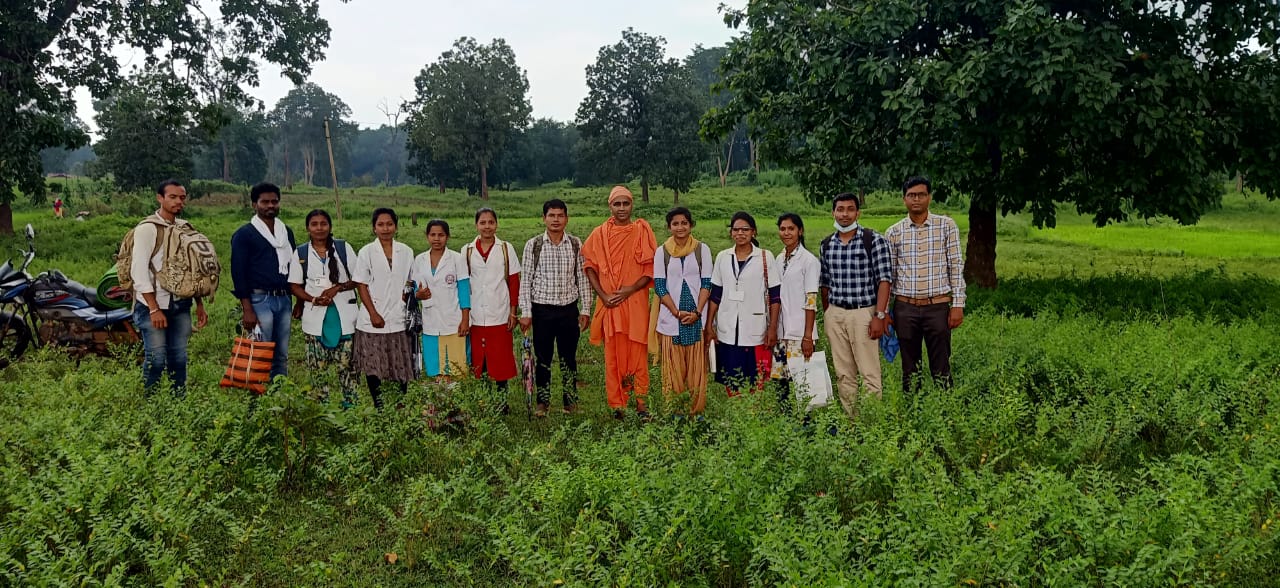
[
  {"x1": 462, "y1": 240, "x2": 511, "y2": 278},
  {"x1": 528, "y1": 234, "x2": 581, "y2": 284},
  {"x1": 820, "y1": 227, "x2": 879, "y2": 267},
  {"x1": 116, "y1": 217, "x2": 221, "y2": 301},
  {"x1": 657, "y1": 244, "x2": 705, "y2": 281},
  {"x1": 296, "y1": 240, "x2": 351, "y2": 282}
]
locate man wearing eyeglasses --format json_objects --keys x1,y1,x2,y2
[{"x1": 885, "y1": 176, "x2": 966, "y2": 392}]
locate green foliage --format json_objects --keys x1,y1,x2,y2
[
  {"x1": 0, "y1": 0, "x2": 342, "y2": 232},
  {"x1": 707, "y1": 0, "x2": 1280, "y2": 284},
  {"x1": 405, "y1": 37, "x2": 532, "y2": 200},
  {"x1": 1, "y1": 187, "x2": 1279, "y2": 584},
  {"x1": 93, "y1": 76, "x2": 198, "y2": 191},
  {"x1": 268, "y1": 83, "x2": 358, "y2": 189},
  {"x1": 576, "y1": 29, "x2": 709, "y2": 202}
]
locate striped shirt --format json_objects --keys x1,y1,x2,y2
[
  {"x1": 518, "y1": 232, "x2": 592, "y2": 316},
  {"x1": 885, "y1": 213, "x2": 967, "y2": 307},
  {"x1": 818, "y1": 229, "x2": 892, "y2": 309}
]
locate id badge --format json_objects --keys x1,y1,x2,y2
[{"x1": 728, "y1": 289, "x2": 746, "y2": 302}]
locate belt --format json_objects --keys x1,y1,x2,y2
[
  {"x1": 828, "y1": 302, "x2": 870, "y2": 310},
  {"x1": 895, "y1": 294, "x2": 952, "y2": 306},
  {"x1": 251, "y1": 289, "x2": 291, "y2": 297}
]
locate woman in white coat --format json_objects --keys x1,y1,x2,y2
[
  {"x1": 352, "y1": 207, "x2": 417, "y2": 408},
  {"x1": 704, "y1": 211, "x2": 781, "y2": 396},
  {"x1": 288, "y1": 209, "x2": 360, "y2": 407},
  {"x1": 409, "y1": 219, "x2": 471, "y2": 379},
  {"x1": 772, "y1": 212, "x2": 821, "y2": 413}
]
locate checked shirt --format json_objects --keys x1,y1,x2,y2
[
  {"x1": 884, "y1": 214, "x2": 967, "y2": 307},
  {"x1": 819, "y1": 228, "x2": 892, "y2": 309},
  {"x1": 518, "y1": 232, "x2": 592, "y2": 317}
]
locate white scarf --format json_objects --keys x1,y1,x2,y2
[{"x1": 251, "y1": 215, "x2": 291, "y2": 275}]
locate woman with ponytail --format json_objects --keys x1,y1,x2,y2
[{"x1": 288, "y1": 209, "x2": 360, "y2": 407}]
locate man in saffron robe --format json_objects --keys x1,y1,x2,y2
[{"x1": 583, "y1": 186, "x2": 658, "y2": 420}]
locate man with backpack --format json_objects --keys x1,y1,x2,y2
[
  {"x1": 231, "y1": 182, "x2": 296, "y2": 380},
  {"x1": 518, "y1": 199, "x2": 592, "y2": 417},
  {"x1": 125, "y1": 179, "x2": 212, "y2": 396},
  {"x1": 885, "y1": 176, "x2": 966, "y2": 392},
  {"x1": 819, "y1": 192, "x2": 892, "y2": 421}
]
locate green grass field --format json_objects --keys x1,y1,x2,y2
[{"x1": 2, "y1": 184, "x2": 1278, "y2": 585}]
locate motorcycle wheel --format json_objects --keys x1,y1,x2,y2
[{"x1": 0, "y1": 312, "x2": 32, "y2": 368}]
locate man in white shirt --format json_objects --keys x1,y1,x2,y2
[
  {"x1": 518, "y1": 199, "x2": 592, "y2": 417},
  {"x1": 130, "y1": 180, "x2": 209, "y2": 396}
]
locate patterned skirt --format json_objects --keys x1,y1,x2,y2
[
  {"x1": 353, "y1": 330, "x2": 417, "y2": 382},
  {"x1": 660, "y1": 337, "x2": 708, "y2": 414}
]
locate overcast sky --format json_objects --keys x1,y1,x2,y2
[{"x1": 77, "y1": 0, "x2": 744, "y2": 132}]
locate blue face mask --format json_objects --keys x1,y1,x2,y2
[{"x1": 833, "y1": 221, "x2": 860, "y2": 234}]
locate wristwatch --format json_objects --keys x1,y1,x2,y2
[{"x1": 874, "y1": 310, "x2": 887, "y2": 320}]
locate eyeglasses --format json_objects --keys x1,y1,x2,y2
[
  {"x1": 730, "y1": 227, "x2": 753, "y2": 233},
  {"x1": 905, "y1": 193, "x2": 930, "y2": 200}
]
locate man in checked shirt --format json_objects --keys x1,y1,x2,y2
[
  {"x1": 820, "y1": 192, "x2": 893, "y2": 421},
  {"x1": 885, "y1": 176, "x2": 967, "y2": 392},
  {"x1": 519, "y1": 199, "x2": 593, "y2": 417}
]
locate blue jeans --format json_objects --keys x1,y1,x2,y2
[
  {"x1": 250, "y1": 293, "x2": 292, "y2": 379},
  {"x1": 134, "y1": 299, "x2": 193, "y2": 396}
]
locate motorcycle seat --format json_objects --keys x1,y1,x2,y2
[{"x1": 44, "y1": 270, "x2": 119, "y2": 312}]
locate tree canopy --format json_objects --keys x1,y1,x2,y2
[
  {"x1": 0, "y1": 0, "x2": 341, "y2": 233},
  {"x1": 269, "y1": 83, "x2": 357, "y2": 188},
  {"x1": 576, "y1": 29, "x2": 708, "y2": 202},
  {"x1": 706, "y1": 0, "x2": 1280, "y2": 286},
  {"x1": 405, "y1": 37, "x2": 532, "y2": 200}
]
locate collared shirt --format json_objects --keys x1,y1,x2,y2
[
  {"x1": 775, "y1": 246, "x2": 820, "y2": 341},
  {"x1": 709, "y1": 246, "x2": 782, "y2": 347},
  {"x1": 352, "y1": 240, "x2": 415, "y2": 334},
  {"x1": 518, "y1": 232, "x2": 592, "y2": 316},
  {"x1": 230, "y1": 222, "x2": 295, "y2": 299},
  {"x1": 408, "y1": 249, "x2": 471, "y2": 336},
  {"x1": 130, "y1": 211, "x2": 186, "y2": 309},
  {"x1": 818, "y1": 228, "x2": 892, "y2": 309},
  {"x1": 885, "y1": 213, "x2": 966, "y2": 307},
  {"x1": 287, "y1": 241, "x2": 359, "y2": 337},
  {"x1": 464, "y1": 237, "x2": 521, "y2": 327}
]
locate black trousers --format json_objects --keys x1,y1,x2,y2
[
  {"x1": 894, "y1": 301, "x2": 953, "y2": 392},
  {"x1": 532, "y1": 302, "x2": 581, "y2": 407}
]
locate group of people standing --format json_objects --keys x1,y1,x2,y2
[{"x1": 128, "y1": 177, "x2": 965, "y2": 424}]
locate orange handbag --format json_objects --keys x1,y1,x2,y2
[{"x1": 219, "y1": 328, "x2": 275, "y2": 395}]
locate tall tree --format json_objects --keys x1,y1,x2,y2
[
  {"x1": 94, "y1": 76, "x2": 197, "y2": 191},
  {"x1": 651, "y1": 70, "x2": 708, "y2": 203},
  {"x1": 194, "y1": 109, "x2": 270, "y2": 184},
  {"x1": 687, "y1": 44, "x2": 751, "y2": 186},
  {"x1": 706, "y1": 0, "x2": 1280, "y2": 287},
  {"x1": 405, "y1": 37, "x2": 532, "y2": 200},
  {"x1": 577, "y1": 29, "x2": 706, "y2": 202},
  {"x1": 269, "y1": 83, "x2": 357, "y2": 187},
  {"x1": 0, "y1": 0, "x2": 341, "y2": 234}
]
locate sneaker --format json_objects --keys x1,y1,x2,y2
[
  {"x1": 534, "y1": 403, "x2": 549, "y2": 419},
  {"x1": 562, "y1": 404, "x2": 579, "y2": 415}
]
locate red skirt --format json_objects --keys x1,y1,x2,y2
[{"x1": 470, "y1": 325, "x2": 518, "y2": 382}]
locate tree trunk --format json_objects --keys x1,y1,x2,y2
[
  {"x1": 479, "y1": 159, "x2": 489, "y2": 200},
  {"x1": 0, "y1": 202, "x2": 13, "y2": 236},
  {"x1": 673, "y1": 188, "x2": 680, "y2": 204},
  {"x1": 221, "y1": 138, "x2": 231, "y2": 182},
  {"x1": 749, "y1": 139, "x2": 759, "y2": 173},
  {"x1": 438, "y1": 181, "x2": 445, "y2": 194},
  {"x1": 964, "y1": 200, "x2": 998, "y2": 289},
  {"x1": 283, "y1": 147, "x2": 292, "y2": 189},
  {"x1": 640, "y1": 175, "x2": 650, "y2": 202}
]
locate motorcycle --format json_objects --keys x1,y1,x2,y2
[{"x1": 0, "y1": 224, "x2": 137, "y2": 367}]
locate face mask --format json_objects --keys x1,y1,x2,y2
[{"x1": 833, "y1": 221, "x2": 859, "y2": 234}]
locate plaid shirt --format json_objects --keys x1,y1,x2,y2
[
  {"x1": 885, "y1": 213, "x2": 966, "y2": 307},
  {"x1": 818, "y1": 228, "x2": 892, "y2": 309},
  {"x1": 519, "y1": 232, "x2": 592, "y2": 316}
]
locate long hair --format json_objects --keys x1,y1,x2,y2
[{"x1": 305, "y1": 209, "x2": 342, "y2": 285}]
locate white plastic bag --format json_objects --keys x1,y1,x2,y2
[{"x1": 787, "y1": 351, "x2": 833, "y2": 410}]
